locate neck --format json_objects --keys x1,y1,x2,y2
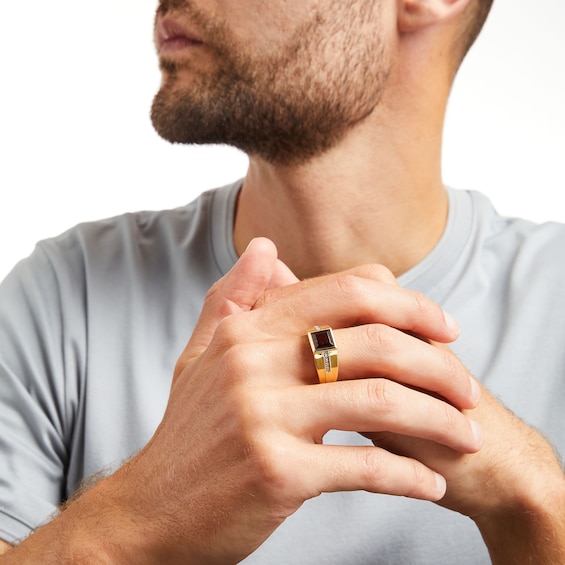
[
  {"x1": 234, "y1": 111, "x2": 448, "y2": 281},
  {"x1": 233, "y1": 43, "x2": 452, "y2": 280}
]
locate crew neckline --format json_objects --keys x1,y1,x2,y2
[
  {"x1": 210, "y1": 181, "x2": 476, "y2": 299},
  {"x1": 398, "y1": 187, "x2": 475, "y2": 296},
  {"x1": 210, "y1": 179, "x2": 243, "y2": 276}
]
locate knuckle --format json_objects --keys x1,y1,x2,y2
[
  {"x1": 214, "y1": 314, "x2": 246, "y2": 349},
  {"x1": 363, "y1": 324, "x2": 394, "y2": 358},
  {"x1": 203, "y1": 281, "x2": 240, "y2": 320},
  {"x1": 366, "y1": 378, "x2": 399, "y2": 416},
  {"x1": 437, "y1": 399, "x2": 461, "y2": 431},
  {"x1": 232, "y1": 391, "x2": 278, "y2": 459},
  {"x1": 172, "y1": 355, "x2": 189, "y2": 381},
  {"x1": 203, "y1": 279, "x2": 221, "y2": 302},
  {"x1": 334, "y1": 273, "x2": 365, "y2": 300},
  {"x1": 246, "y1": 437, "x2": 292, "y2": 494},
  {"x1": 408, "y1": 290, "x2": 447, "y2": 329},
  {"x1": 407, "y1": 458, "x2": 432, "y2": 494},
  {"x1": 218, "y1": 341, "x2": 257, "y2": 384},
  {"x1": 441, "y1": 350, "x2": 461, "y2": 383},
  {"x1": 359, "y1": 264, "x2": 397, "y2": 285},
  {"x1": 410, "y1": 290, "x2": 432, "y2": 317},
  {"x1": 357, "y1": 448, "x2": 385, "y2": 484}
]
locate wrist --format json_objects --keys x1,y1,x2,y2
[
  {"x1": 6, "y1": 463, "x2": 165, "y2": 565},
  {"x1": 63, "y1": 462, "x2": 172, "y2": 565},
  {"x1": 474, "y1": 465, "x2": 565, "y2": 564},
  {"x1": 51, "y1": 473, "x2": 158, "y2": 565}
]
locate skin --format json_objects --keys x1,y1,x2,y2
[
  {"x1": 0, "y1": 240, "x2": 483, "y2": 564},
  {"x1": 151, "y1": 0, "x2": 392, "y2": 166},
  {"x1": 1, "y1": 0, "x2": 564, "y2": 563}
]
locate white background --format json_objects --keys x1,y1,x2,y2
[{"x1": 1, "y1": 0, "x2": 564, "y2": 282}]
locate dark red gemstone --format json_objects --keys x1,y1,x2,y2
[{"x1": 312, "y1": 329, "x2": 334, "y2": 350}]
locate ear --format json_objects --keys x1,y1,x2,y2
[{"x1": 398, "y1": 0, "x2": 472, "y2": 32}]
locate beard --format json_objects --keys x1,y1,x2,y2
[{"x1": 151, "y1": 2, "x2": 390, "y2": 166}]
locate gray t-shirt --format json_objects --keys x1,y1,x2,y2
[{"x1": 1, "y1": 181, "x2": 564, "y2": 563}]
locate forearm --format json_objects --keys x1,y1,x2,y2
[
  {"x1": 0, "y1": 470, "x2": 164, "y2": 565},
  {"x1": 475, "y1": 466, "x2": 565, "y2": 564}
]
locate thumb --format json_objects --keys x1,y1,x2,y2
[
  {"x1": 268, "y1": 258, "x2": 300, "y2": 289},
  {"x1": 185, "y1": 237, "x2": 286, "y2": 357}
]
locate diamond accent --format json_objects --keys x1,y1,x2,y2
[{"x1": 323, "y1": 351, "x2": 331, "y2": 373}]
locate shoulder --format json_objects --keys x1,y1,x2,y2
[
  {"x1": 464, "y1": 189, "x2": 565, "y2": 311},
  {"x1": 30, "y1": 182, "x2": 240, "y2": 286},
  {"x1": 38, "y1": 187, "x2": 214, "y2": 264},
  {"x1": 1, "y1": 182, "x2": 241, "y2": 329},
  {"x1": 464, "y1": 189, "x2": 565, "y2": 268}
]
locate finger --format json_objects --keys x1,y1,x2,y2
[
  {"x1": 184, "y1": 237, "x2": 280, "y2": 359},
  {"x1": 239, "y1": 324, "x2": 479, "y2": 409},
  {"x1": 319, "y1": 325, "x2": 478, "y2": 409},
  {"x1": 256, "y1": 263, "x2": 399, "y2": 308},
  {"x1": 248, "y1": 272, "x2": 459, "y2": 344},
  {"x1": 285, "y1": 379, "x2": 482, "y2": 454},
  {"x1": 217, "y1": 237, "x2": 280, "y2": 313},
  {"x1": 267, "y1": 258, "x2": 299, "y2": 289},
  {"x1": 297, "y1": 444, "x2": 446, "y2": 502}
]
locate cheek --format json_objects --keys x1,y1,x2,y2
[{"x1": 214, "y1": 1, "x2": 319, "y2": 54}]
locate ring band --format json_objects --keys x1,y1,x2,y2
[{"x1": 307, "y1": 326, "x2": 339, "y2": 384}]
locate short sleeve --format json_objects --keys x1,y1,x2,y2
[{"x1": 0, "y1": 245, "x2": 81, "y2": 543}]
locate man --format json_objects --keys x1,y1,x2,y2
[{"x1": 0, "y1": 0, "x2": 564, "y2": 563}]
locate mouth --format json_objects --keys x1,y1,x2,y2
[{"x1": 155, "y1": 17, "x2": 204, "y2": 54}]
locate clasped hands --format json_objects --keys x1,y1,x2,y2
[{"x1": 121, "y1": 238, "x2": 563, "y2": 564}]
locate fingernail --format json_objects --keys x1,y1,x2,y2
[
  {"x1": 443, "y1": 310, "x2": 460, "y2": 336},
  {"x1": 470, "y1": 419, "x2": 483, "y2": 447},
  {"x1": 469, "y1": 375, "x2": 482, "y2": 404},
  {"x1": 244, "y1": 238, "x2": 257, "y2": 253},
  {"x1": 435, "y1": 473, "x2": 447, "y2": 498}
]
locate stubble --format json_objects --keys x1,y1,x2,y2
[{"x1": 151, "y1": 1, "x2": 390, "y2": 166}]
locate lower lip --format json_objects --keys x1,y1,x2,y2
[{"x1": 160, "y1": 37, "x2": 203, "y2": 54}]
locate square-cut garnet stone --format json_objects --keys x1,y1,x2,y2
[{"x1": 312, "y1": 329, "x2": 335, "y2": 350}]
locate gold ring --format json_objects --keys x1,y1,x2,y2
[{"x1": 307, "y1": 326, "x2": 339, "y2": 384}]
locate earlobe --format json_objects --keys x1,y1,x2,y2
[{"x1": 398, "y1": 0, "x2": 471, "y2": 32}]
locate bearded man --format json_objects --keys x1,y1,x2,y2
[{"x1": 0, "y1": 0, "x2": 564, "y2": 563}]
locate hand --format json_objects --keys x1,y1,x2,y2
[
  {"x1": 113, "y1": 238, "x2": 482, "y2": 564},
  {"x1": 87, "y1": 238, "x2": 482, "y2": 564},
  {"x1": 365, "y1": 350, "x2": 565, "y2": 563}
]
